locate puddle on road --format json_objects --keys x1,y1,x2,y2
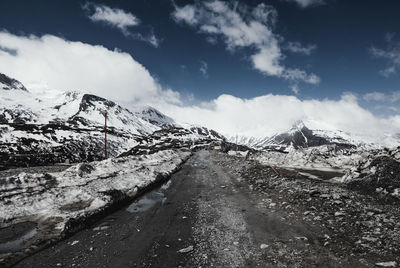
[
  {"x1": 281, "y1": 167, "x2": 344, "y2": 181},
  {"x1": 0, "y1": 223, "x2": 37, "y2": 253},
  {"x1": 298, "y1": 169, "x2": 344, "y2": 181},
  {"x1": 160, "y1": 180, "x2": 171, "y2": 191},
  {"x1": 126, "y1": 180, "x2": 171, "y2": 213}
]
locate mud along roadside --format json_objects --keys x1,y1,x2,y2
[{"x1": 0, "y1": 151, "x2": 192, "y2": 267}]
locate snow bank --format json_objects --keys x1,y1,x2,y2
[
  {"x1": 252, "y1": 144, "x2": 400, "y2": 199},
  {"x1": 0, "y1": 149, "x2": 191, "y2": 230},
  {"x1": 342, "y1": 147, "x2": 400, "y2": 197},
  {"x1": 251, "y1": 145, "x2": 362, "y2": 170},
  {"x1": 227, "y1": 150, "x2": 249, "y2": 158}
]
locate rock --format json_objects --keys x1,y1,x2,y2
[
  {"x1": 347, "y1": 156, "x2": 400, "y2": 196},
  {"x1": 260, "y1": 244, "x2": 269, "y2": 249},
  {"x1": 177, "y1": 245, "x2": 194, "y2": 253},
  {"x1": 309, "y1": 189, "x2": 321, "y2": 197},
  {"x1": 70, "y1": 240, "x2": 79, "y2": 246},
  {"x1": 295, "y1": 236, "x2": 308, "y2": 241},
  {"x1": 375, "y1": 261, "x2": 397, "y2": 267},
  {"x1": 332, "y1": 193, "x2": 341, "y2": 199},
  {"x1": 77, "y1": 163, "x2": 95, "y2": 177},
  {"x1": 362, "y1": 236, "x2": 378, "y2": 242},
  {"x1": 320, "y1": 194, "x2": 331, "y2": 199},
  {"x1": 334, "y1": 211, "x2": 346, "y2": 217}
]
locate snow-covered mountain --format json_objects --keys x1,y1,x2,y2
[
  {"x1": 132, "y1": 106, "x2": 174, "y2": 127},
  {"x1": 262, "y1": 121, "x2": 355, "y2": 151},
  {"x1": 225, "y1": 135, "x2": 270, "y2": 151},
  {"x1": 0, "y1": 73, "x2": 27, "y2": 91},
  {"x1": 3, "y1": 71, "x2": 398, "y2": 170},
  {"x1": 0, "y1": 87, "x2": 158, "y2": 134},
  {"x1": 0, "y1": 73, "x2": 225, "y2": 169},
  {"x1": 229, "y1": 120, "x2": 400, "y2": 152}
]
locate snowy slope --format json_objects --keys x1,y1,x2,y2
[
  {"x1": 0, "y1": 87, "x2": 158, "y2": 135},
  {"x1": 0, "y1": 73, "x2": 27, "y2": 91},
  {"x1": 229, "y1": 120, "x2": 400, "y2": 152},
  {"x1": 225, "y1": 135, "x2": 270, "y2": 150},
  {"x1": 132, "y1": 106, "x2": 174, "y2": 127},
  {"x1": 0, "y1": 77, "x2": 159, "y2": 167},
  {"x1": 0, "y1": 73, "x2": 225, "y2": 168},
  {"x1": 251, "y1": 144, "x2": 364, "y2": 171}
]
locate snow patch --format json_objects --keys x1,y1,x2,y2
[{"x1": 0, "y1": 149, "x2": 191, "y2": 236}]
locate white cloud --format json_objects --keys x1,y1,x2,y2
[
  {"x1": 363, "y1": 91, "x2": 400, "y2": 103},
  {"x1": 370, "y1": 36, "x2": 400, "y2": 77},
  {"x1": 172, "y1": 1, "x2": 319, "y2": 84},
  {"x1": 361, "y1": 90, "x2": 400, "y2": 115},
  {"x1": 374, "y1": 105, "x2": 399, "y2": 113},
  {"x1": 392, "y1": 91, "x2": 400, "y2": 102},
  {"x1": 251, "y1": 3, "x2": 278, "y2": 25},
  {"x1": 283, "y1": 68, "x2": 320, "y2": 84},
  {"x1": 83, "y1": 2, "x2": 160, "y2": 47},
  {"x1": 158, "y1": 93, "x2": 400, "y2": 143},
  {"x1": 250, "y1": 46, "x2": 284, "y2": 76},
  {"x1": 205, "y1": 36, "x2": 218, "y2": 44},
  {"x1": 199, "y1": 60, "x2": 208, "y2": 78},
  {"x1": 290, "y1": 84, "x2": 299, "y2": 95},
  {"x1": 83, "y1": 2, "x2": 140, "y2": 32},
  {"x1": 363, "y1": 92, "x2": 387, "y2": 102},
  {"x1": 0, "y1": 31, "x2": 178, "y2": 105},
  {"x1": 283, "y1": 0, "x2": 325, "y2": 8},
  {"x1": 172, "y1": 5, "x2": 198, "y2": 26},
  {"x1": 285, "y1": 41, "x2": 317, "y2": 55},
  {"x1": 379, "y1": 66, "x2": 396, "y2": 77}
]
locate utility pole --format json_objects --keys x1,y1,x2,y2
[{"x1": 104, "y1": 110, "x2": 107, "y2": 159}]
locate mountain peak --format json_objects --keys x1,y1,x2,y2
[
  {"x1": 0, "y1": 73, "x2": 28, "y2": 91},
  {"x1": 291, "y1": 120, "x2": 306, "y2": 130},
  {"x1": 135, "y1": 106, "x2": 174, "y2": 126}
]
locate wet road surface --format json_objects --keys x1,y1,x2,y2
[{"x1": 13, "y1": 150, "x2": 362, "y2": 267}]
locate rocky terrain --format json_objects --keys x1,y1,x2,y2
[
  {"x1": 217, "y1": 152, "x2": 400, "y2": 267},
  {"x1": 249, "y1": 144, "x2": 362, "y2": 170},
  {"x1": 344, "y1": 147, "x2": 400, "y2": 199}
]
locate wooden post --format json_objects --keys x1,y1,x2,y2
[{"x1": 104, "y1": 110, "x2": 107, "y2": 159}]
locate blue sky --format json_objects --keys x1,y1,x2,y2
[
  {"x1": 1, "y1": 0, "x2": 399, "y2": 102},
  {"x1": 0, "y1": 0, "x2": 400, "y2": 138}
]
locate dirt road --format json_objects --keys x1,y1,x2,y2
[{"x1": 13, "y1": 150, "x2": 400, "y2": 267}]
